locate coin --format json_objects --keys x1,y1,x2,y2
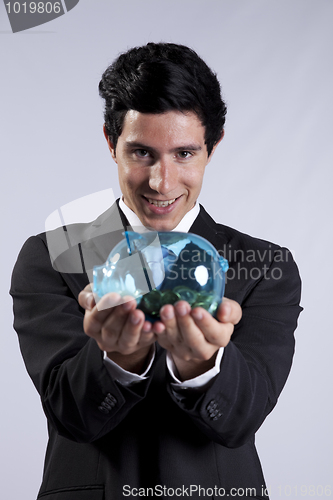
[
  {"x1": 160, "y1": 290, "x2": 179, "y2": 306},
  {"x1": 173, "y1": 286, "x2": 197, "y2": 305},
  {"x1": 192, "y1": 292, "x2": 214, "y2": 310},
  {"x1": 139, "y1": 290, "x2": 161, "y2": 313}
]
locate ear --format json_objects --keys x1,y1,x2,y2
[
  {"x1": 206, "y1": 129, "x2": 224, "y2": 164},
  {"x1": 103, "y1": 124, "x2": 117, "y2": 162}
]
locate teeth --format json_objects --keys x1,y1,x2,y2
[{"x1": 148, "y1": 198, "x2": 176, "y2": 207}]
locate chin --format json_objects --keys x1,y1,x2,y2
[{"x1": 146, "y1": 219, "x2": 177, "y2": 232}]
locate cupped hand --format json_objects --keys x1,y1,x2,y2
[
  {"x1": 152, "y1": 297, "x2": 242, "y2": 380},
  {"x1": 78, "y1": 284, "x2": 156, "y2": 373}
]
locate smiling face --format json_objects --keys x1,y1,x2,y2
[{"x1": 105, "y1": 110, "x2": 221, "y2": 231}]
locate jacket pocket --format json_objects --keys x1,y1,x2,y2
[{"x1": 38, "y1": 485, "x2": 104, "y2": 500}]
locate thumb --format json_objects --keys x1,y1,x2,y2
[{"x1": 217, "y1": 298, "x2": 242, "y2": 325}]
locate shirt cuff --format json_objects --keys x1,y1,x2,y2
[
  {"x1": 166, "y1": 347, "x2": 224, "y2": 391},
  {"x1": 103, "y1": 345, "x2": 155, "y2": 386}
]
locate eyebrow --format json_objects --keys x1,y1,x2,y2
[{"x1": 124, "y1": 141, "x2": 202, "y2": 153}]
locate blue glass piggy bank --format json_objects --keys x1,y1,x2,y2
[{"x1": 93, "y1": 231, "x2": 228, "y2": 322}]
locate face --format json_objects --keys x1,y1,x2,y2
[{"x1": 104, "y1": 110, "x2": 221, "y2": 231}]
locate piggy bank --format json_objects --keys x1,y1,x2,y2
[{"x1": 93, "y1": 231, "x2": 228, "y2": 322}]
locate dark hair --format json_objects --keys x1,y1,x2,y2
[{"x1": 99, "y1": 43, "x2": 227, "y2": 156}]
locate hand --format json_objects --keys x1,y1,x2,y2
[
  {"x1": 152, "y1": 298, "x2": 242, "y2": 381},
  {"x1": 78, "y1": 285, "x2": 156, "y2": 373}
]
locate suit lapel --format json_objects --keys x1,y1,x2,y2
[
  {"x1": 80, "y1": 201, "x2": 131, "y2": 282},
  {"x1": 189, "y1": 204, "x2": 230, "y2": 253}
]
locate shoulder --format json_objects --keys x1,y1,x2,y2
[
  {"x1": 16, "y1": 202, "x2": 125, "y2": 272},
  {"x1": 11, "y1": 202, "x2": 127, "y2": 297},
  {"x1": 195, "y1": 205, "x2": 301, "y2": 305},
  {"x1": 195, "y1": 204, "x2": 288, "y2": 258},
  {"x1": 13, "y1": 219, "x2": 92, "y2": 279}
]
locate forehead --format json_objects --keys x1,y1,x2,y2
[{"x1": 120, "y1": 110, "x2": 206, "y2": 148}]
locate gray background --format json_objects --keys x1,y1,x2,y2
[{"x1": 1, "y1": 0, "x2": 332, "y2": 498}]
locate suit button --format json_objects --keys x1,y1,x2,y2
[
  {"x1": 98, "y1": 405, "x2": 110, "y2": 414},
  {"x1": 206, "y1": 400, "x2": 222, "y2": 420},
  {"x1": 101, "y1": 401, "x2": 112, "y2": 411},
  {"x1": 105, "y1": 393, "x2": 117, "y2": 408},
  {"x1": 212, "y1": 411, "x2": 223, "y2": 421},
  {"x1": 207, "y1": 399, "x2": 217, "y2": 411},
  {"x1": 98, "y1": 393, "x2": 117, "y2": 414}
]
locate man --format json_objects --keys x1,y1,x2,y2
[{"x1": 11, "y1": 43, "x2": 302, "y2": 499}]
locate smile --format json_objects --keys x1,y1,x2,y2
[{"x1": 147, "y1": 198, "x2": 177, "y2": 207}]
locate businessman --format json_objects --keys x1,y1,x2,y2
[{"x1": 11, "y1": 43, "x2": 302, "y2": 499}]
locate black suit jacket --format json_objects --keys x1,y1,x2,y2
[{"x1": 10, "y1": 203, "x2": 302, "y2": 500}]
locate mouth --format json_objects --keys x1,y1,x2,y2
[
  {"x1": 146, "y1": 197, "x2": 177, "y2": 207},
  {"x1": 142, "y1": 195, "x2": 182, "y2": 215}
]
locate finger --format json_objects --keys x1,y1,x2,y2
[
  {"x1": 102, "y1": 308, "x2": 156, "y2": 354},
  {"x1": 108, "y1": 309, "x2": 144, "y2": 353},
  {"x1": 100, "y1": 296, "x2": 137, "y2": 337},
  {"x1": 174, "y1": 302, "x2": 210, "y2": 355},
  {"x1": 151, "y1": 319, "x2": 166, "y2": 334},
  {"x1": 142, "y1": 320, "x2": 152, "y2": 333},
  {"x1": 153, "y1": 304, "x2": 181, "y2": 349},
  {"x1": 96, "y1": 300, "x2": 156, "y2": 354},
  {"x1": 173, "y1": 301, "x2": 193, "y2": 335},
  {"x1": 216, "y1": 297, "x2": 242, "y2": 325},
  {"x1": 156, "y1": 304, "x2": 179, "y2": 332},
  {"x1": 190, "y1": 307, "x2": 234, "y2": 347},
  {"x1": 83, "y1": 293, "x2": 123, "y2": 338},
  {"x1": 117, "y1": 309, "x2": 154, "y2": 353},
  {"x1": 92, "y1": 297, "x2": 138, "y2": 351},
  {"x1": 78, "y1": 283, "x2": 95, "y2": 310}
]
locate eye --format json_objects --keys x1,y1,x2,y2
[
  {"x1": 135, "y1": 149, "x2": 150, "y2": 158},
  {"x1": 177, "y1": 151, "x2": 192, "y2": 159}
]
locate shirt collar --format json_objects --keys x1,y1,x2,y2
[{"x1": 119, "y1": 197, "x2": 200, "y2": 233}]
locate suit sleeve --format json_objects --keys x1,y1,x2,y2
[
  {"x1": 167, "y1": 247, "x2": 302, "y2": 448},
  {"x1": 10, "y1": 235, "x2": 158, "y2": 443}
]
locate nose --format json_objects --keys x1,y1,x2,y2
[{"x1": 148, "y1": 157, "x2": 178, "y2": 195}]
